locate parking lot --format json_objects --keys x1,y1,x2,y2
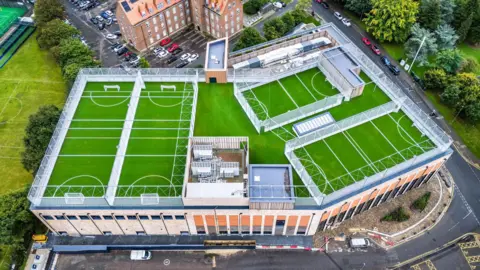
[
  {"x1": 62, "y1": 0, "x2": 210, "y2": 68},
  {"x1": 144, "y1": 27, "x2": 209, "y2": 68}
]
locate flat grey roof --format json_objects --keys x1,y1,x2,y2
[
  {"x1": 323, "y1": 47, "x2": 365, "y2": 87},
  {"x1": 249, "y1": 164, "x2": 294, "y2": 202},
  {"x1": 207, "y1": 39, "x2": 226, "y2": 69}
]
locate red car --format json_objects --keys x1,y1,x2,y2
[
  {"x1": 361, "y1": 37, "x2": 371, "y2": 46},
  {"x1": 167, "y1": 43, "x2": 179, "y2": 53},
  {"x1": 315, "y1": 0, "x2": 323, "y2": 3},
  {"x1": 160, "y1": 37, "x2": 171, "y2": 46},
  {"x1": 370, "y1": 44, "x2": 381, "y2": 55}
]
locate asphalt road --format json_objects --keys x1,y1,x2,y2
[
  {"x1": 312, "y1": 0, "x2": 480, "y2": 265},
  {"x1": 56, "y1": 249, "x2": 391, "y2": 270}
]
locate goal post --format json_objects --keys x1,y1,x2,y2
[
  {"x1": 64, "y1": 193, "x2": 85, "y2": 205},
  {"x1": 160, "y1": 85, "x2": 177, "y2": 92},
  {"x1": 104, "y1": 85, "x2": 121, "y2": 92},
  {"x1": 140, "y1": 193, "x2": 160, "y2": 205}
]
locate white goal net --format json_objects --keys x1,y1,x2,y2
[
  {"x1": 104, "y1": 85, "x2": 121, "y2": 91},
  {"x1": 161, "y1": 85, "x2": 176, "y2": 91},
  {"x1": 64, "y1": 193, "x2": 85, "y2": 205},
  {"x1": 141, "y1": 193, "x2": 160, "y2": 205}
]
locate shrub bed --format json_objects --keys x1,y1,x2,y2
[{"x1": 381, "y1": 207, "x2": 410, "y2": 222}]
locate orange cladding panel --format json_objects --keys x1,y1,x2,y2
[
  {"x1": 217, "y1": 215, "x2": 227, "y2": 226},
  {"x1": 264, "y1": 216, "x2": 274, "y2": 226},
  {"x1": 253, "y1": 216, "x2": 262, "y2": 226},
  {"x1": 241, "y1": 215, "x2": 250, "y2": 226},
  {"x1": 194, "y1": 215, "x2": 204, "y2": 226},
  {"x1": 205, "y1": 215, "x2": 215, "y2": 226},
  {"x1": 299, "y1": 216, "x2": 310, "y2": 227},
  {"x1": 287, "y1": 216, "x2": 298, "y2": 226},
  {"x1": 229, "y1": 215, "x2": 239, "y2": 227}
]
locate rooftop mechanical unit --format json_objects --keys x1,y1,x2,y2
[{"x1": 193, "y1": 144, "x2": 213, "y2": 159}]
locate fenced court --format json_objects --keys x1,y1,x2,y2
[
  {"x1": 0, "y1": 6, "x2": 25, "y2": 37},
  {"x1": 43, "y1": 80, "x2": 196, "y2": 198},
  {"x1": 243, "y1": 68, "x2": 339, "y2": 121},
  {"x1": 294, "y1": 111, "x2": 436, "y2": 195}
]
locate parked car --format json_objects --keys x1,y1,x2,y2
[
  {"x1": 114, "y1": 30, "x2": 122, "y2": 36},
  {"x1": 361, "y1": 37, "x2": 371, "y2": 46},
  {"x1": 166, "y1": 55, "x2": 178, "y2": 64},
  {"x1": 380, "y1": 56, "x2": 391, "y2": 66},
  {"x1": 273, "y1": 2, "x2": 282, "y2": 8},
  {"x1": 113, "y1": 44, "x2": 125, "y2": 52},
  {"x1": 411, "y1": 71, "x2": 426, "y2": 90},
  {"x1": 90, "y1": 17, "x2": 98, "y2": 25},
  {"x1": 117, "y1": 47, "x2": 128, "y2": 55},
  {"x1": 110, "y1": 43, "x2": 121, "y2": 50},
  {"x1": 157, "y1": 50, "x2": 169, "y2": 58},
  {"x1": 100, "y1": 11, "x2": 110, "y2": 20},
  {"x1": 388, "y1": 64, "x2": 400, "y2": 75},
  {"x1": 105, "y1": 10, "x2": 114, "y2": 17},
  {"x1": 349, "y1": 238, "x2": 370, "y2": 249},
  {"x1": 129, "y1": 56, "x2": 140, "y2": 65},
  {"x1": 95, "y1": 15, "x2": 104, "y2": 22},
  {"x1": 124, "y1": 51, "x2": 133, "y2": 59},
  {"x1": 280, "y1": 1, "x2": 286, "y2": 7},
  {"x1": 97, "y1": 23, "x2": 105, "y2": 30},
  {"x1": 188, "y1": 53, "x2": 199, "y2": 62},
  {"x1": 321, "y1": 2, "x2": 329, "y2": 9},
  {"x1": 180, "y1": 53, "x2": 191, "y2": 61},
  {"x1": 106, "y1": 34, "x2": 117, "y2": 40},
  {"x1": 130, "y1": 250, "x2": 151, "y2": 261},
  {"x1": 334, "y1": 12, "x2": 343, "y2": 20},
  {"x1": 370, "y1": 44, "x2": 381, "y2": 55},
  {"x1": 105, "y1": 18, "x2": 113, "y2": 26},
  {"x1": 175, "y1": 61, "x2": 189, "y2": 68},
  {"x1": 172, "y1": 48, "x2": 183, "y2": 55},
  {"x1": 342, "y1": 18, "x2": 351, "y2": 27},
  {"x1": 160, "y1": 37, "x2": 171, "y2": 46},
  {"x1": 167, "y1": 43, "x2": 179, "y2": 52},
  {"x1": 126, "y1": 53, "x2": 137, "y2": 61}
]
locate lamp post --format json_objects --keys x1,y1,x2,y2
[{"x1": 408, "y1": 36, "x2": 427, "y2": 73}]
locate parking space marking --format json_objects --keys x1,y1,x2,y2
[
  {"x1": 191, "y1": 35, "x2": 204, "y2": 42},
  {"x1": 198, "y1": 41, "x2": 208, "y2": 48}
]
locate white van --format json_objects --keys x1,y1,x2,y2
[
  {"x1": 349, "y1": 238, "x2": 370, "y2": 248},
  {"x1": 130, "y1": 250, "x2": 152, "y2": 260}
]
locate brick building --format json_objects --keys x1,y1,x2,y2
[{"x1": 116, "y1": 0, "x2": 243, "y2": 52}]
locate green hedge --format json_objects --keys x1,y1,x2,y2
[
  {"x1": 381, "y1": 207, "x2": 410, "y2": 222},
  {"x1": 411, "y1": 192, "x2": 431, "y2": 211}
]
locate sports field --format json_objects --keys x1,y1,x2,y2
[
  {"x1": 243, "y1": 68, "x2": 338, "y2": 120},
  {"x1": 44, "y1": 81, "x2": 194, "y2": 197},
  {"x1": 295, "y1": 111, "x2": 436, "y2": 195},
  {"x1": 0, "y1": 6, "x2": 25, "y2": 37}
]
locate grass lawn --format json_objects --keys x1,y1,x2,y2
[
  {"x1": 426, "y1": 91, "x2": 480, "y2": 157},
  {"x1": 0, "y1": 32, "x2": 66, "y2": 196}
]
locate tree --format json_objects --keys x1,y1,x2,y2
[
  {"x1": 57, "y1": 38, "x2": 94, "y2": 67},
  {"x1": 233, "y1": 27, "x2": 267, "y2": 51},
  {"x1": 33, "y1": 0, "x2": 65, "y2": 27},
  {"x1": 424, "y1": 69, "x2": 449, "y2": 91},
  {"x1": 453, "y1": 0, "x2": 476, "y2": 29},
  {"x1": 243, "y1": 0, "x2": 268, "y2": 15},
  {"x1": 440, "y1": 0, "x2": 456, "y2": 24},
  {"x1": 291, "y1": 9, "x2": 308, "y2": 25},
  {"x1": 37, "y1": 19, "x2": 80, "y2": 49},
  {"x1": 267, "y1": 17, "x2": 288, "y2": 35},
  {"x1": 468, "y1": 24, "x2": 480, "y2": 45},
  {"x1": 296, "y1": 0, "x2": 312, "y2": 12},
  {"x1": 465, "y1": 102, "x2": 480, "y2": 122},
  {"x1": 62, "y1": 63, "x2": 83, "y2": 82},
  {"x1": 282, "y1": 12, "x2": 296, "y2": 31},
  {"x1": 363, "y1": 0, "x2": 419, "y2": 42},
  {"x1": 435, "y1": 24, "x2": 459, "y2": 50},
  {"x1": 418, "y1": 0, "x2": 442, "y2": 30},
  {"x1": 441, "y1": 83, "x2": 462, "y2": 106},
  {"x1": 404, "y1": 24, "x2": 438, "y2": 66},
  {"x1": 457, "y1": 12, "x2": 474, "y2": 43},
  {"x1": 264, "y1": 25, "x2": 281, "y2": 40},
  {"x1": 139, "y1": 57, "x2": 150, "y2": 68},
  {"x1": 345, "y1": 0, "x2": 372, "y2": 16},
  {"x1": 435, "y1": 49, "x2": 463, "y2": 73},
  {"x1": 21, "y1": 105, "x2": 61, "y2": 173},
  {"x1": 459, "y1": 58, "x2": 480, "y2": 73}
]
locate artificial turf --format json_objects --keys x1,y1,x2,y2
[{"x1": 243, "y1": 68, "x2": 339, "y2": 120}]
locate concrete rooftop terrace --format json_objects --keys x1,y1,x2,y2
[
  {"x1": 206, "y1": 39, "x2": 226, "y2": 70},
  {"x1": 322, "y1": 47, "x2": 364, "y2": 87}
]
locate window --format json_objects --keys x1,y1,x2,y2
[
  {"x1": 197, "y1": 231, "x2": 206, "y2": 234},
  {"x1": 182, "y1": 19, "x2": 185, "y2": 25},
  {"x1": 236, "y1": 16, "x2": 239, "y2": 22},
  {"x1": 175, "y1": 23, "x2": 179, "y2": 29},
  {"x1": 263, "y1": 231, "x2": 272, "y2": 234},
  {"x1": 175, "y1": 215, "x2": 185, "y2": 220},
  {"x1": 219, "y1": 231, "x2": 228, "y2": 235},
  {"x1": 79, "y1": 215, "x2": 89, "y2": 220},
  {"x1": 146, "y1": 21, "x2": 150, "y2": 28},
  {"x1": 153, "y1": 17, "x2": 157, "y2": 24},
  {"x1": 151, "y1": 215, "x2": 161, "y2": 220},
  {"x1": 149, "y1": 7, "x2": 154, "y2": 13},
  {"x1": 173, "y1": 7, "x2": 176, "y2": 13},
  {"x1": 115, "y1": 215, "x2": 125, "y2": 220},
  {"x1": 163, "y1": 30, "x2": 167, "y2": 36},
  {"x1": 127, "y1": 215, "x2": 137, "y2": 220},
  {"x1": 225, "y1": 15, "x2": 228, "y2": 21},
  {"x1": 163, "y1": 215, "x2": 173, "y2": 220},
  {"x1": 90, "y1": 215, "x2": 101, "y2": 220},
  {"x1": 103, "y1": 231, "x2": 112, "y2": 235},
  {"x1": 103, "y1": 215, "x2": 113, "y2": 220},
  {"x1": 186, "y1": 9, "x2": 190, "y2": 15},
  {"x1": 180, "y1": 231, "x2": 189, "y2": 235},
  {"x1": 54, "y1": 215, "x2": 65, "y2": 220},
  {"x1": 155, "y1": 26, "x2": 158, "y2": 32},
  {"x1": 230, "y1": 231, "x2": 239, "y2": 234},
  {"x1": 42, "y1": 215, "x2": 53, "y2": 220},
  {"x1": 67, "y1": 215, "x2": 77, "y2": 220},
  {"x1": 169, "y1": 27, "x2": 173, "y2": 32},
  {"x1": 231, "y1": 28, "x2": 234, "y2": 34},
  {"x1": 157, "y1": 3, "x2": 164, "y2": 9},
  {"x1": 166, "y1": 0, "x2": 171, "y2": 4},
  {"x1": 166, "y1": 10, "x2": 170, "y2": 17},
  {"x1": 174, "y1": 15, "x2": 178, "y2": 21},
  {"x1": 160, "y1": 14, "x2": 165, "y2": 20},
  {"x1": 156, "y1": 34, "x2": 160, "y2": 39},
  {"x1": 59, "y1": 231, "x2": 68, "y2": 236},
  {"x1": 252, "y1": 231, "x2": 261, "y2": 234},
  {"x1": 136, "y1": 231, "x2": 146, "y2": 235},
  {"x1": 237, "y1": 24, "x2": 240, "y2": 30},
  {"x1": 139, "y1": 215, "x2": 149, "y2": 220},
  {"x1": 236, "y1": 7, "x2": 240, "y2": 14}
]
